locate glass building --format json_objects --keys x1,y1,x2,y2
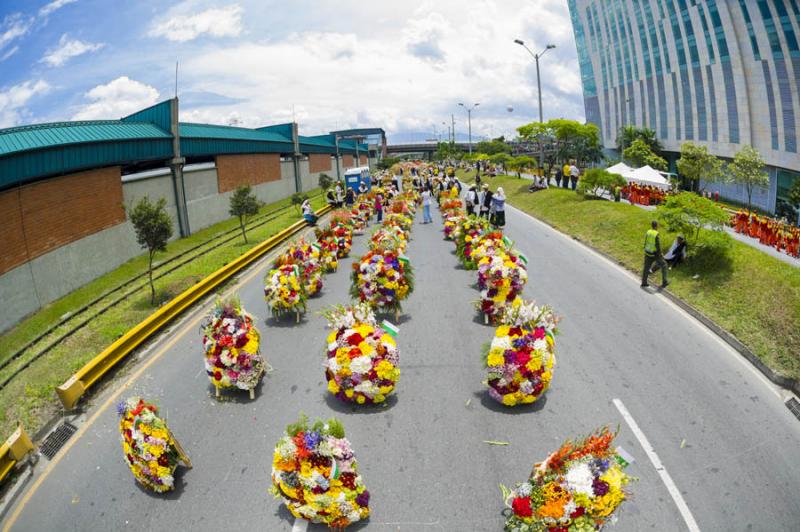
[{"x1": 568, "y1": 0, "x2": 800, "y2": 217}]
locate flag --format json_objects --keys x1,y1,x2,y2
[
  {"x1": 398, "y1": 254, "x2": 410, "y2": 268},
  {"x1": 517, "y1": 253, "x2": 529, "y2": 265},
  {"x1": 614, "y1": 446, "x2": 635, "y2": 468},
  {"x1": 502, "y1": 236, "x2": 513, "y2": 248},
  {"x1": 311, "y1": 242, "x2": 321, "y2": 252},
  {"x1": 381, "y1": 320, "x2": 399, "y2": 338}
]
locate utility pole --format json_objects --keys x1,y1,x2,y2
[
  {"x1": 514, "y1": 40, "x2": 556, "y2": 175},
  {"x1": 451, "y1": 114, "x2": 455, "y2": 143},
  {"x1": 458, "y1": 103, "x2": 479, "y2": 154}
]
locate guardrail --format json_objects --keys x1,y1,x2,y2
[
  {"x1": 0, "y1": 425, "x2": 35, "y2": 485},
  {"x1": 55, "y1": 205, "x2": 331, "y2": 411}
]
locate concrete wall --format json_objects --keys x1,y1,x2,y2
[{"x1": 0, "y1": 156, "x2": 306, "y2": 333}]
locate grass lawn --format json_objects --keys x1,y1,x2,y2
[
  {"x1": 0, "y1": 191, "x2": 324, "y2": 440},
  {"x1": 459, "y1": 170, "x2": 800, "y2": 382}
]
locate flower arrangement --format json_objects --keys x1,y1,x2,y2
[
  {"x1": 264, "y1": 264, "x2": 307, "y2": 320},
  {"x1": 501, "y1": 427, "x2": 632, "y2": 531},
  {"x1": 201, "y1": 296, "x2": 266, "y2": 398},
  {"x1": 476, "y1": 252, "x2": 528, "y2": 322},
  {"x1": 484, "y1": 299, "x2": 558, "y2": 406},
  {"x1": 443, "y1": 213, "x2": 466, "y2": 240},
  {"x1": 331, "y1": 222, "x2": 353, "y2": 258},
  {"x1": 440, "y1": 199, "x2": 463, "y2": 218},
  {"x1": 384, "y1": 212, "x2": 413, "y2": 233},
  {"x1": 314, "y1": 228, "x2": 340, "y2": 272},
  {"x1": 275, "y1": 239, "x2": 324, "y2": 296},
  {"x1": 118, "y1": 397, "x2": 191, "y2": 493},
  {"x1": 270, "y1": 415, "x2": 370, "y2": 528},
  {"x1": 351, "y1": 248, "x2": 414, "y2": 318},
  {"x1": 456, "y1": 216, "x2": 491, "y2": 269},
  {"x1": 322, "y1": 303, "x2": 400, "y2": 404},
  {"x1": 369, "y1": 225, "x2": 408, "y2": 254},
  {"x1": 471, "y1": 232, "x2": 510, "y2": 266}
]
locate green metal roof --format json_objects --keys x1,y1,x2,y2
[
  {"x1": 0, "y1": 121, "x2": 172, "y2": 158},
  {"x1": 179, "y1": 123, "x2": 292, "y2": 144}
]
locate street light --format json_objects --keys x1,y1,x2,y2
[
  {"x1": 514, "y1": 39, "x2": 555, "y2": 176},
  {"x1": 458, "y1": 102, "x2": 479, "y2": 154}
]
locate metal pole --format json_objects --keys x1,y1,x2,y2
[
  {"x1": 536, "y1": 53, "x2": 544, "y2": 176},
  {"x1": 334, "y1": 136, "x2": 341, "y2": 182},
  {"x1": 451, "y1": 114, "x2": 455, "y2": 143},
  {"x1": 467, "y1": 109, "x2": 473, "y2": 154}
]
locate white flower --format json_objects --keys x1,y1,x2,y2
[
  {"x1": 533, "y1": 338, "x2": 548, "y2": 352},
  {"x1": 354, "y1": 380, "x2": 379, "y2": 397},
  {"x1": 516, "y1": 482, "x2": 532, "y2": 497},
  {"x1": 492, "y1": 336, "x2": 512, "y2": 351},
  {"x1": 565, "y1": 462, "x2": 594, "y2": 496},
  {"x1": 326, "y1": 358, "x2": 340, "y2": 374},
  {"x1": 349, "y1": 356, "x2": 373, "y2": 374}
]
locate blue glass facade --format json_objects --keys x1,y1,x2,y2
[{"x1": 568, "y1": 0, "x2": 800, "y2": 213}]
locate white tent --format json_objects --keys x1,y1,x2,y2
[
  {"x1": 606, "y1": 162, "x2": 633, "y2": 175},
  {"x1": 623, "y1": 165, "x2": 671, "y2": 190}
]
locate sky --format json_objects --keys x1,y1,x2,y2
[{"x1": 0, "y1": 0, "x2": 584, "y2": 143}]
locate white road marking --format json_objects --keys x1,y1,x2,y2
[
  {"x1": 291, "y1": 518, "x2": 309, "y2": 532},
  {"x1": 507, "y1": 205, "x2": 783, "y2": 399},
  {"x1": 613, "y1": 398, "x2": 701, "y2": 532}
]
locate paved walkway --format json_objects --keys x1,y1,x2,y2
[{"x1": 4, "y1": 203, "x2": 800, "y2": 531}]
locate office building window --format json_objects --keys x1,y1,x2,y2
[
  {"x1": 694, "y1": 66, "x2": 707, "y2": 141},
  {"x1": 774, "y1": 59, "x2": 797, "y2": 152},
  {"x1": 722, "y1": 62, "x2": 740, "y2": 143},
  {"x1": 706, "y1": 65, "x2": 718, "y2": 142},
  {"x1": 762, "y1": 61, "x2": 780, "y2": 150},
  {"x1": 672, "y1": 72, "x2": 682, "y2": 140}
]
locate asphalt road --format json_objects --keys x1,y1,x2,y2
[{"x1": 4, "y1": 201, "x2": 800, "y2": 531}]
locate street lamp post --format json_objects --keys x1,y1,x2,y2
[
  {"x1": 514, "y1": 39, "x2": 555, "y2": 177},
  {"x1": 458, "y1": 102, "x2": 479, "y2": 154}
]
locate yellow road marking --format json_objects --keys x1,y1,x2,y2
[{"x1": 2, "y1": 224, "x2": 316, "y2": 532}]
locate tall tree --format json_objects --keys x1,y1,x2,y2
[
  {"x1": 616, "y1": 125, "x2": 663, "y2": 154},
  {"x1": 728, "y1": 145, "x2": 769, "y2": 211},
  {"x1": 517, "y1": 119, "x2": 602, "y2": 168},
  {"x1": 129, "y1": 197, "x2": 174, "y2": 305},
  {"x1": 489, "y1": 152, "x2": 511, "y2": 173},
  {"x1": 676, "y1": 142, "x2": 725, "y2": 192},
  {"x1": 229, "y1": 185, "x2": 261, "y2": 244},
  {"x1": 623, "y1": 139, "x2": 668, "y2": 170},
  {"x1": 475, "y1": 138, "x2": 512, "y2": 155}
]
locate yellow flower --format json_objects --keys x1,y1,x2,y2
[
  {"x1": 327, "y1": 331, "x2": 337, "y2": 344},
  {"x1": 358, "y1": 341, "x2": 375, "y2": 356},
  {"x1": 344, "y1": 389, "x2": 354, "y2": 398},
  {"x1": 328, "y1": 380, "x2": 340, "y2": 394},
  {"x1": 356, "y1": 395, "x2": 366, "y2": 404},
  {"x1": 487, "y1": 350, "x2": 505, "y2": 367},
  {"x1": 502, "y1": 394, "x2": 517, "y2": 406},
  {"x1": 496, "y1": 325, "x2": 510, "y2": 337}
]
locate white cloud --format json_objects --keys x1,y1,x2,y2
[
  {"x1": 41, "y1": 34, "x2": 104, "y2": 67},
  {"x1": 39, "y1": 0, "x2": 79, "y2": 18},
  {"x1": 0, "y1": 45, "x2": 19, "y2": 62},
  {"x1": 0, "y1": 13, "x2": 33, "y2": 55},
  {"x1": 0, "y1": 80, "x2": 51, "y2": 127},
  {"x1": 149, "y1": 4, "x2": 243, "y2": 42},
  {"x1": 72, "y1": 77, "x2": 159, "y2": 120}
]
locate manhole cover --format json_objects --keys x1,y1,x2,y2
[
  {"x1": 39, "y1": 421, "x2": 77, "y2": 459},
  {"x1": 787, "y1": 397, "x2": 800, "y2": 422}
]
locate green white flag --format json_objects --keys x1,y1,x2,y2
[
  {"x1": 502, "y1": 236, "x2": 513, "y2": 248},
  {"x1": 517, "y1": 253, "x2": 528, "y2": 265},
  {"x1": 381, "y1": 320, "x2": 399, "y2": 338},
  {"x1": 614, "y1": 446, "x2": 635, "y2": 468}
]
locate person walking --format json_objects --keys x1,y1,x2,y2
[
  {"x1": 335, "y1": 182, "x2": 344, "y2": 208},
  {"x1": 641, "y1": 220, "x2": 668, "y2": 288},
  {"x1": 421, "y1": 187, "x2": 433, "y2": 224},
  {"x1": 375, "y1": 192, "x2": 384, "y2": 223},
  {"x1": 345, "y1": 186, "x2": 355, "y2": 207},
  {"x1": 569, "y1": 163, "x2": 580, "y2": 190},
  {"x1": 465, "y1": 185, "x2": 478, "y2": 216},
  {"x1": 480, "y1": 184, "x2": 493, "y2": 219},
  {"x1": 491, "y1": 187, "x2": 506, "y2": 228}
]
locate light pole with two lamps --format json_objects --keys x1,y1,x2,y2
[
  {"x1": 514, "y1": 39, "x2": 555, "y2": 178},
  {"x1": 458, "y1": 102, "x2": 479, "y2": 154}
]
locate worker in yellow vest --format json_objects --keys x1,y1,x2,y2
[{"x1": 641, "y1": 220, "x2": 669, "y2": 288}]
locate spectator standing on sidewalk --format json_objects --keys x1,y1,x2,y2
[
  {"x1": 569, "y1": 163, "x2": 580, "y2": 190},
  {"x1": 421, "y1": 188, "x2": 433, "y2": 224}
]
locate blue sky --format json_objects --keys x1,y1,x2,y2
[{"x1": 0, "y1": 0, "x2": 584, "y2": 141}]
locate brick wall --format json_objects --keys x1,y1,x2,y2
[
  {"x1": 359, "y1": 155, "x2": 367, "y2": 166},
  {"x1": 341, "y1": 154, "x2": 354, "y2": 168},
  {"x1": 308, "y1": 153, "x2": 332, "y2": 173},
  {"x1": 0, "y1": 166, "x2": 125, "y2": 275},
  {"x1": 216, "y1": 154, "x2": 281, "y2": 193}
]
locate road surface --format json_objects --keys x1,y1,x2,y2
[{"x1": 4, "y1": 201, "x2": 800, "y2": 531}]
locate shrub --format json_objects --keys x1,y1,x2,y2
[
  {"x1": 658, "y1": 191, "x2": 729, "y2": 247},
  {"x1": 318, "y1": 173, "x2": 334, "y2": 190},
  {"x1": 577, "y1": 168, "x2": 626, "y2": 198}
]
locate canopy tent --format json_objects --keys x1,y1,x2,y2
[
  {"x1": 622, "y1": 165, "x2": 671, "y2": 190},
  {"x1": 606, "y1": 162, "x2": 633, "y2": 175}
]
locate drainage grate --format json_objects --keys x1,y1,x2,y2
[
  {"x1": 39, "y1": 421, "x2": 77, "y2": 459},
  {"x1": 787, "y1": 398, "x2": 800, "y2": 422}
]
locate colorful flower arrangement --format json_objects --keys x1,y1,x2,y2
[
  {"x1": 456, "y1": 216, "x2": 491, "y2": 269},
  {"x1": 201, "y1": 296, "x2": 266, "y2": 398},
  {"x1": 476, "y1": 252, "x2": 528, "y2": 322},
  {"x1": 264, "y1": 263, "x2": 307, "y2": 319},
  {"x1": 471, "y1": 232, "x2": 510, "y2": 266},
  {"x1": 384, "y1": 212, "x2": 413, "y2": 233},
  {"x1": 440, "y1": 199, "x2": 463, "y2": 218},
  {"x1": 331, "y1": 222, "x2": 354, "y2": 258},
  {"x1": 351, "y1": 201, "x2": 372, "y2": 233},
  {"x1": 369, "y1": 225, "x2": 408, "y2": 254},
  {"x1": 484, "y1": 299, "x2": 558, "y2": 406},
  {"x1": 443, "y1": 213, "x2": 466, "y2": 241},
  {"x1": 118, "y1": 397, "x2": 190, "y2": 493},
  {"x1": 501, "y1": 427, "x2": 632, "y2": 531},
  {"x1": 314, "y1": 227, "x2": 340, "y2": 272},
  {"x1": 270, "y1": 415, "x2": 370, "y2": 528},
  {"x1": 351, "y1": 248, "x2": 414, "y2": 317},
  {"x1": 274, "y1": 239, "x2": 324, "y2": 296},
  {"x1": 322, "y1": 303, "x2": 400, "y2": 405}
]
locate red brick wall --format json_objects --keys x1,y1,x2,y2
[
  {"x1": 308, "y1": 153, "x2": 332, "y2": 173},
  {"x1": 359, "y1": 155, "x2": 368, "y2": 166},
  {"x1": 0, "y1": 166, "x2": 125, "y2": 275},
  {"x1": 216, "y1": 154, "x2": 281, "y2": 193},
  {"x1": 341, "y1": 154, "x2": 354, "y2": 168}
]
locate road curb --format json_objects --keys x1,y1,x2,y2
[{"x1": 520, "y1": 207, "x2": 800, "y2": 399}]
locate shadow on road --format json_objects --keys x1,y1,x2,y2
[
  {"x1": 206, "y1": 377, "x2": 265, "y2": 403},
  {"x1": 323, "y1": 392, "x2": 398, "y2": 415},
  {"x1": 275, "y1": 504, "x2": 371, "y2": 531},
  {"x1": 473, "y1": 390, "x2": 548, "y2": 415},
  {"x1": 134, "y1": 468, "x2": 188, "y2": 500},
  {"x1": 264, "y1": 313, "x2": 307, "y2": 328}
]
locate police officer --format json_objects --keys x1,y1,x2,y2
[{"x1": 641, "y1": 220, "x2": 668, "y2": 288}]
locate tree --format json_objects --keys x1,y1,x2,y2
[
  {"x1": 787, "y1": 178, "x2": 800, "y2": 225},
  {"x1": 129, "y1": 197, "x2": 174, "y2": 305},
  {"x1": 229, "y1": 185, "x2": 261, "y2": 244},
  {"x1": 318, "y1": 173, "x2": 334, "y2": 190},
  {"x1": 376, "y1": 157, "x2": 401, "y2": 170},
  {"x1": 291, "y1": 192, "x2": 309, "y2": 214},
  {"x1": 623, "y1": 139, "x2": 667, "y2": 170},
  {"x1": 434, "y1": 141, "x2": 463, "y2": 161},
  {"x1": 616, "y1": 125, "x2": 663, "y2": 154},
  {"x1": 658, "y1": 192, "x2": 730, "y2": 247},
  {"x1": 675, "y1": 142, "x2": 724, "y2": 192},
  {"x1": 507, "y1": 155, "x2": 536, "y2": 178},
  {"x1": 577, "y1": 168, "x2": 627, "y2": 198},
  {"x1": 517, "y1": 119, "x2": 602, "y2": 168},
  {"x1": 728, "y1": 145, "x2": 769, "y2": 211},
  {"x1": 489, "y1": 152, "x2": 511, "y2": 173},
  {"x1": 475, "y1": 138, "x2": 512, "y2": 155}
]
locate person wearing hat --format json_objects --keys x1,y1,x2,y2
[{"x1": 479, "y1": 184, "x2": 493, "y2": 219}]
